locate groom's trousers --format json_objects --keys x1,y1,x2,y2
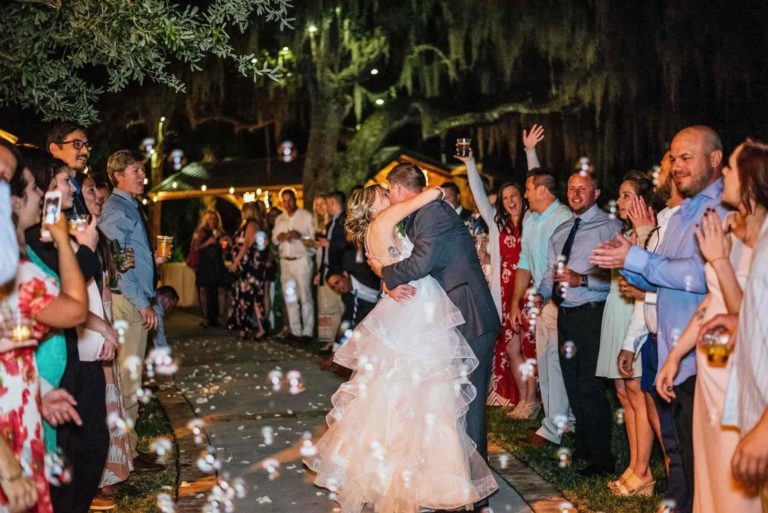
[{"x1": 467, "y1": 331, "x2": 498, "y2": 461}]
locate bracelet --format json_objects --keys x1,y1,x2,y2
[
  {"x1": 0, "y1": 469, "x2": 22, "y2": 483},
  {"x1": 432, "y1": 186, "x2": 445, "y2": 201}
]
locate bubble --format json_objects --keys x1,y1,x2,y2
[
  {"x1": 562, "y1": 340, "x2": 577, "y2": 359},
  {"x1": 197, "y1": 447, "x2": 222, "y2": 474},
  {"x1": 261, "y1": 426, "x2": 275, "y2": 445},
  {"x1": 45, "y1": 449, "x2": 73, "y2": 486},
  {"x1": 284, "y1": 280, "x2": 298, "y2": 303},
  {"x1": 151, "y1": 438, "x2": 173, "y2": 463},
  {"x1": 136, "y1": 387, "x2": 154, "y2": 405},
  {"x1": 256, "y1": 230, "x2": 267, "y2": 251},
  {"x1": 124, "y1": 355, "x2": 142, "y2": 381},
  {"x1": 108, "y1": 412, "x2": 134, "y2": 434},
  {"x1": 659, "y1": 499, "x2": 677, "y2": 513},
  {"x1": 299, "y1": 431, "x2": 318, "y2": 457},
  {"x1": 343, "y1": 329, "x2": 353, "y2": 339},
  {"x1": 187, "y1": 418, "x2": 206, "y2": 445},
  {"x1": 286, "y1": 370, "x2": 304, "y2": 395},
  {"x1": 670, "y1": 328, "x2": 682, "y2": 347},
  {"x1": 684, "y1": 275, "x2": 693, "y2": 292},
  {"x1": 519, "y1": 358, "x2": 537, "y2": 381},
  {"x1": 652, "y1": 165, "x2": 661, "y2": 187},
  {"x1": 268, "y1": 369, "x2": 283, "y2": 391},
  {"x1": 560, "y1": 501, "x2": 576, "y2": 513},
  {"x1": 157, "y1": 492, "x2": 175, "y2": 513},
  {"x1": 146, "y1": 347, "x2": 178, "y2": 375},
  {"x1": 556, "y1": 447, "x2": 572, "y2": 468},
  {"x1": 498, "y1": 454, "x2": 510, "y2": 469},
  {"x1": 261, "y1": 458, "x2": 281, "y2": 480},
  {"x1": 615, "y1": 407, "x2": 625, "y2": 425},
  {"x1": 608, "y1": 199, "x2": 617, "y2": 220},
  {"x1": 401, "y1": 469, "x2": 414, "y2": 488},
  {"x1": 554, "y1": 414, "x2": 569, "y2": 435},
  {"x1": 114, "y1": 320, "x2": 128, "y2": 344}
]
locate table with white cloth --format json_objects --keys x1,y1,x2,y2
[{"x1": 159, "y1": 262, "x2": 198, "y2": 307}]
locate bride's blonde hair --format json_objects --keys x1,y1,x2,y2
[{"x1": 345, "y1": 184, "x2": 387, "y2": 246}]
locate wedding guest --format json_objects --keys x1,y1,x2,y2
[
  {"x1": 227, "y1": 202, "x2": 267, "y2": 340},
  {"x1": 442, "y1": 181, "x2": 472, "y2": 223},
  {"x1": 595, "y1": 170, "x2": 656, "y2": 496},
  {"x1": 0, "y1": 139, "x2": 20, "y2": 283},
  {"x1": 510, "y1": 125, "x2": 573, "y2": 443},
  {"x1": 45, "y1": 122, "x2": 90, "y2": 215},
  {"x1": 538, "y1": 170, "x2": 621, "y2": 476},
  {"x1": 0, "y1": 435, "x2": 38, "y2": 513},
  {"x1": 591, "y1": 125, "x2": 729, "y2": 513},
  {"x1": 315, "y1": 191, "x2": 350, "y2": 350},
  {"x1": 617, "y1": 152, "x2": 682, "y2": 486},
  {"x1": 659, "y1": 139, "x2": 768, "y2": 513},
  {"x1": 272, "y1": 188, "x2": 316, "y2": 341},
  {"x1": 190, "y1": 209, "x2": 227, "y2": 328},
  {"x1": 2, "y1": 152, "x2": 88, "y2": 513},
  {"x1": 76, "y1": 172, "x2": 132, "y2": 510},
  {"x1": 326, "y1": 247, "x2": 381, "y2": 331},
  {"x1": 457, "y1": 148, "x2": 532, "y2": 411},
  {"x1": 99, "y1": 150, "x2": 167, "y2": 473}
]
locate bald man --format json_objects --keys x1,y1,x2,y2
[{"x1": 591, "y1": 125, "x2": 729, "y2": 513}]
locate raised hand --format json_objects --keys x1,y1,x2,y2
[
  {"x1": 627, "y1": 196, "x2": 656, "y2": 231},
  {"x1": 522, "y1": 124, "x2": 545, "y2": 150},
  {"x1": 696, "y1": 209, "x2": 730, "y2": 264},
  {"x1": 454, "y1": 146, "x2": 474, "y2": 163}
]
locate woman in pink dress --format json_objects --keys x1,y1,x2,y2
[{"x1": 656, "y1": 141, "x2": 764, "y2": 513}]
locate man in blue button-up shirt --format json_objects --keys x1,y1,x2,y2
[
  {"x1": 99, "y1": 150, "x2": 166, "y2": 466},
  {"x1": 536, "y1": 171, "x2": 621, "y2": 475},
  {"x1": 591, "y1": 125, "x2": 728, "y2": 513}
]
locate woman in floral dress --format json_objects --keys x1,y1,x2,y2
[
  {"x1": 227, "y1": 203, "x2": 267, "y2": 340},
  {"x1": 0, "y1": 162, "x2": 89, "y2": 513},
  {"x1": 459, "y1": 149, "x2": 538, "y2": 415}
]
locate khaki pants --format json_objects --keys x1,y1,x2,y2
[
  {"x1": 317, "y1": 283, "x2": 344, "y2": 342},
  {"x1": 112, "y1": 293, "x2": 148, "y2": 458},
  {"x1": 280, "y1": 258, "x2": 314, "y2": 337}
]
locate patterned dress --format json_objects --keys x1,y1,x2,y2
[
  {"x1": 226, "y1": 223, "x2": 265, "y2": 333},
  {"x1": 486, "y1": 222, "x2": 536, "y2": 407},
  {"x1": 0, "y1": 260, "x2": 58, "y2": 513}
]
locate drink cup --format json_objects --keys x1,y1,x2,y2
[
  {"x1": 156, "y1": 235, "x2": 174, "y2": 259},
  {"x1": 456, "y1": 138, "x2": 472, "y2": 157},
  {"x1": 700, "y1": 326, "x2": 731, "y2": 366}
]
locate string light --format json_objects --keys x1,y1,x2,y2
[{"x1": 375, "y1": 98, "x2": 385, "y2": 106}]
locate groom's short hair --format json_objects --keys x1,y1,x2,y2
[{"x1": 387, "y1": 162, "x2": 427, "y2": 192}]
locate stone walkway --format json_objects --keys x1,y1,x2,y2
[{"x1": 163, "y1": 309, "x2": 560, "y2": 513}]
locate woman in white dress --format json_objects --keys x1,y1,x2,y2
[{"x1": 304, "y1": 184, "x2": 498, "y2": 513}]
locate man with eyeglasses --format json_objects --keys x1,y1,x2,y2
[{"x1": 46, "y1": 122, "x2": 91, "y2": 215}]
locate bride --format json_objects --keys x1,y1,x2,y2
[{"x1": 304, "y1": 184, "x2": 498, "y2": 513}]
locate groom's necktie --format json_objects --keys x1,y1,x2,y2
[{"x1": 552, "y1": 217, "x2": 581, "y2": 307}]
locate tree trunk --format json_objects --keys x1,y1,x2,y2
[{"x1": 302, "y1": 90, "x2": 348, "y2": 204}]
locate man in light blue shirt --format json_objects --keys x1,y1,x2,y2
[
  {"x1": 0, "y1": 139, "x2": 20, "y2": 284},
  {"x1": 537, "y1": 170, "x2": 621, "y2": 475},
  {"x1": 510, "y1": 167, "x2": 572, "y2": 446},
  {"x1": 591, "y1": 125, "x2": 728, "y2": 513},
  {"x1": 99, "y1": 149, "x2": 167, "y2": 466}
]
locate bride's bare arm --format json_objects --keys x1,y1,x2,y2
[{"x1": 375, "y1": 187, "x2": 444, "y2": 234}]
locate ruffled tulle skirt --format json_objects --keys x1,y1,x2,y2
[{"x1": 304, "y1": 276, "x2": 498, "y2": 513}]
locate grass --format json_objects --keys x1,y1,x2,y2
[
  {"x1": 487, "y1": 403, "x2": 667, "y2": 513},
  {"x1": 114, "y1": 396, "x2": 177, "y2": 513}
]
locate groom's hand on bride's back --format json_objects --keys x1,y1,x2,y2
[{"x1": 385, "y1": 284, "x2": 417, "y2": 302}]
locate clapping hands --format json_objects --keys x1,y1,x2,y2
[{"x1": 695, "y1": 209, "x2": 730, "y2": 264}]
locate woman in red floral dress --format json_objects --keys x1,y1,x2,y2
[
  {"x1": 458, "y1": 148, "x2": 537, "y2": 411},
  {"x1": 0, "y1": 163, "x2": 89, "y2": 513}
]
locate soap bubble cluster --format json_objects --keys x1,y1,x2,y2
[
  {"x1": 187, "y1": 418, "x2": 206, "y2": 445},
  {"x1": 562, "y1": 340, "x2": 577, "y2": 359},
  {"x1": 284, "y1": 280, "x2": 298, "y2": 303},
  {"x1": 299, "y1": 431, "x2": 318, "y2": 457},
  {"x1": 157, "y1": 493, "x2": 175, "y2": 513},
  {"x1": 45, "y1": 449, "x2": 73, "y2": 486},
  {"x1": 197, "y1": 446, "x2": 222, "y2": 474},
  {"x1": 151, "y1": 437, "x2": 173, "y2": 464},
  {"x1": 615, "y1": 407, "x2": 625, "y2": 425},
  {"x1": 556, "y1": 447, "x2": 572, "y2": 468},
  {"x1": 608, "y1": 199, "x2": 617, "y2": 220}
]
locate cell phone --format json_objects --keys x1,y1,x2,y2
[{"x1": 40, "y1": 190, "x2": 62, "y2": 240}]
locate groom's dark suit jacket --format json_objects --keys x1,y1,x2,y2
[{"x1": 381, "y1": 199, "x2": 500, "y2": 342}]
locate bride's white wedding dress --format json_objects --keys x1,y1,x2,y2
[{"x1": 304, "y1": 236, "x2": 498, "y2": 513}]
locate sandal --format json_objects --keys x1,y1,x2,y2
[
  {"x1": 608, "y1": 468, "x2": 633, "y2": 492},
  {"x1": 614, "y1": 472, "x2": 655, "y2": 497},
  {"x1": 506, "y1": 402, "x2": 526, "y2": 419}
]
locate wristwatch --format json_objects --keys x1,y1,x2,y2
[{"x1": 579, "y1": 274, "x2": 588, "y2": 287}]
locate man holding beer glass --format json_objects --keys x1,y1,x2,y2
[{"x1": 99, "y1": 150, "x2": 168, "y2": 471}]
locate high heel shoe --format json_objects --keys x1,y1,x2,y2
[
  {"x1": 614, "y1": 472, "x2": 655, "y2": 496},
  {"x1": 608, "y1": 468, "x2": 633, "y2": 492}
]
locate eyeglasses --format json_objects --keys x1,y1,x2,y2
[{"x1": 59, "y1": 139, "x2": 92, "y2": 151}]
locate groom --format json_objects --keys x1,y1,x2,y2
[{"x1": 368, "y1": 162, "x2": 500, "y2": 510}]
